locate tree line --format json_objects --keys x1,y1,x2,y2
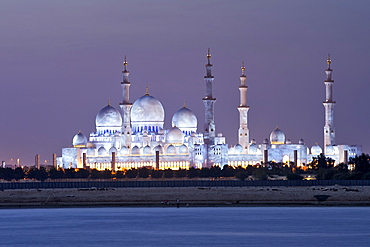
[{"x1": 0, "y1": 153, "x2": 369, "y2": 181}]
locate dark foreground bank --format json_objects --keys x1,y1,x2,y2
[{"x1": 1, "y1": 186, "x2": 370, "y2": 208}]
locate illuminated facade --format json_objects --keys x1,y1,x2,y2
[{"x1": 58, "y1": 53, "x2": 361, "y2": 170}]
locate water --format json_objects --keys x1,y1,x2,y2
[{"x1": 0, "y1": 207, "x2": 370, "y2": 246}]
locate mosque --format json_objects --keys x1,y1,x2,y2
[{"x1": 58, "y1": 51, "x2": 361, "y2": 170}]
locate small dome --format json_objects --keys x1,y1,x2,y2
[
  {"x1": 311, "y1": 144, "x2": 322, "y2": 155},
  {"x1": 299, "y1": 139, "x2": 305, "y2": 145},
  {"x1": 72, "y1": 131, "x2": 87, "y2": 147},
  {"x1": 143, "y1": 145, "x2": 152, "y2": 155},
  {"x1": 172, "y1": 106, "x2": 197, "y2": 133},
  {"x1": 154, "y1": 145, "x2": 163, "y2": 154},
  {"x1": 235, "y1": 144, "x2": 243, "y2": 153},
  {"x1": 166, "y1": 127, "x2": 184, "y2": 144},
  {"x1": 120, "y1": 146, "x2": 129, "y2": 155},
  {"x1": 142, "y1": 129, "x2": 148, "y2": 136},
  {"x1": 248, "y1": 143, "x2": 258, "y2": 154},
  {"x1": 131, "y1": 146, "x2": 140, "y2": 155},
  {"x1": 270, "y1": 127, "x2": 285, "y2": 144},
  {"x1": 87, "y1": 148, "x2": 96, "y2": 156},
  {"x1": 263, "y1": 138, "x2": 269, "y2": 144},
  {"x1": 179, "y1": 145, "x2": 188, "y2": 154},
  {"x1": 98, "y1": 146, "x2": 107, "y2": 156},
  {"x1": 96, "y1": 105, "x2": 122, "y2": 127},
  {"x1": 286, "y1": 139, "x2": 292, "y2": 144},
  {"x1": 167, "y1": 145, "x2": 176, "y2": 154},
  {"x1": 228, "y1": 146, "x2": 235, "y2": 154},
  {"x1": 109, "y1": 147, "x2": 117, "y2": 155},
  {"x1": 250, "y1": 139, "x2": 256, "y2": 145}
]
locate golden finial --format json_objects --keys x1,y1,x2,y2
[
  {"x1": 108, "y1": 98, "x2": 111, "y2": 106},
  {"x1": 123, "y1": 55, "x2": 128, "y2": 67},
  {"x1": 183, "y1": 101, "x2": 186, "y2": 108},
  {"x1": 145, "y1": 85, "x2": 149, "y2": 95},
  {"x1": 327, "y1": 53, "x2": 331, "y2": 69},
  {"x1": 241, "y1": 61, "x2": 245, "y2": 75},
  {"x1": 206, "y1": 48, "x2": 212, "y2": 65}
]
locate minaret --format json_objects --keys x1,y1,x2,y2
[
  {"x1": 119, "y1": 56, "x2": 132, "y2": 148},
  {"x1": 237, "y1": 61, "x2": 250, "y2": 150},
  {"x1": 202, "y1": 48, "x2": 216, "y2": 145},
  {"x1": 323, "y1": 54, "x2": 336, "y2": 151}
]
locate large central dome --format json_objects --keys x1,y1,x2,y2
[{"x1": 131, "y1": 94, "x2": 165, "y2": 132}]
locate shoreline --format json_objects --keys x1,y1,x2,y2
[{"x1": 1, "y1": 186, "x2": 370, "y2": 209}]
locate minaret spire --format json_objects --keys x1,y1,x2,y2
[
  {"x1": 119, "y1": 55, "x2": 133, "y2": 148},
  {"x1": 237, "y1": 61, "x2": 250, "y2": 150},
  {"x1": 325, "y1": 53, "x2": 333, "y2": 82},
  {"x1": 204, "y1": 48, "x2": 214, "y2": 88},
  {"x1": 203, "y1": 48, "x2": 216, "y2": 149},
  {"x1": 123, "y1": 56, "x2": 128, "y2": 70},
  {"x1": 323, "y1": 54, "x2": 336, "y2": 152},
  {"x1": 122, "y1": 56, "x2": 129, "y2": 84},
  {"x1": 145, "y1": 85, "x2": 149, "y2": 95},
  {"x1": 207, "y1": 48, "x2": 212, "y2": 65}
]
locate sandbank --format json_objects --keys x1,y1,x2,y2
[{"x1": 1, "y1": 185, "x2": 370, "y2": 208}]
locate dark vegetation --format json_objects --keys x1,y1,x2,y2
[{"x1": 0, "y1": 153, "x2": 369, "y2": 181}]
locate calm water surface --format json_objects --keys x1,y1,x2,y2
[{"x1": 0, "y1": 207, "x2": 369, "y2": 246}]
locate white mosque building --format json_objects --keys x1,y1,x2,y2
[{"x1": 58, "y1": 51, "x2": 361, "y2": 170}]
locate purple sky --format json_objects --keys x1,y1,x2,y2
[{"x1": 0, "y1": 1, "x2": 369, "y2": 165}]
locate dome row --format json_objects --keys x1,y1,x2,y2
[
  {"x1": 73, "y1": 126, "x2": 187, "y2": 147},
  {"x1": 95, "y1": 95, "x2": 197, "y2": 131}
]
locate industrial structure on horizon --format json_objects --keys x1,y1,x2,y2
[{"x1": 58, "y1": 51, "x2": 361, "y2": 170}]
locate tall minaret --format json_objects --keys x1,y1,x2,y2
[
  {"x1": 203, "y1": 48, "x2": 216, "y2": 145},
  {"x1": 323, "y1": 54, "x2": 335, "y2": 151},
  {"x1": 237, "y1": 61, "x2": 250, "y2": 150},
  {"x1": 119, "y1": 56, "x2": 132, "y2": 148}
]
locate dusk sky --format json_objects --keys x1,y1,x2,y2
[{"x1": 0, "y1": 0, "x2": 369, "y2": 165}]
